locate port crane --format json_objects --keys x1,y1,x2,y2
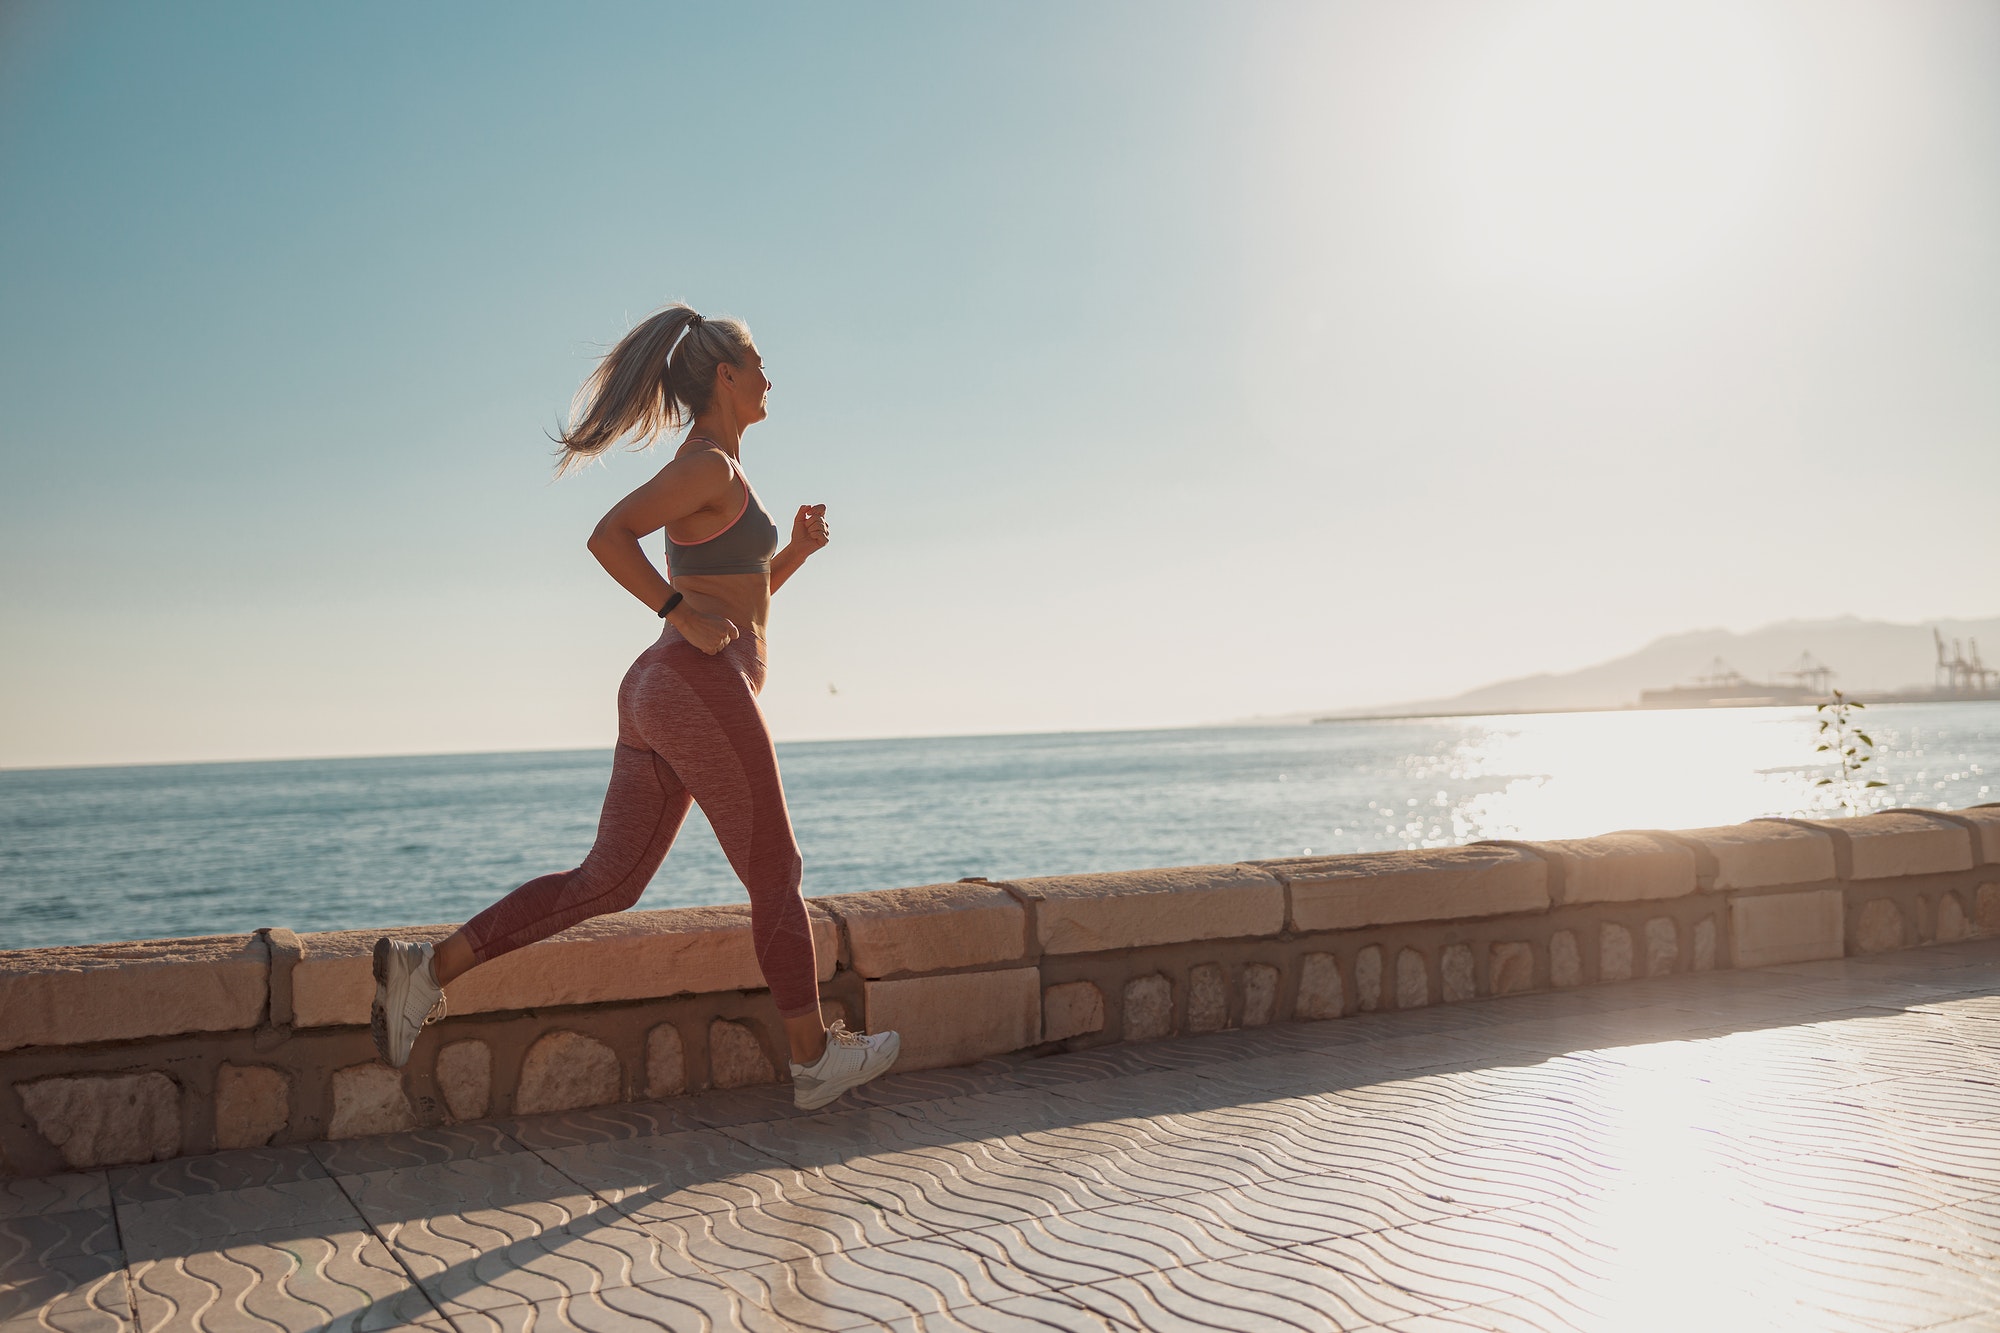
[
  {"x1": 1934, "y1": 630, "x2": 2000, "y2": 695},
  {"x1": 1778, "y1": 652, "x2": 1835, "y2": 696},
  {"x1": 1692, "y1": 658, "x2": 1748, "y2": 689}
]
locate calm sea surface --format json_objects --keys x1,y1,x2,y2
[{"x1": 3, "y1": 702, "x2": 1994, "y2": 950}]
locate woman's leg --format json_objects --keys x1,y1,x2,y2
[
  {"x1": 627, "y1": 643, "x2": 826, "y2": 1058},
  {"x1": 375, "y1": 725, "x2": 692, "y2": 1067},
  {"x1": 436, "y1": 742, "x2": 694, "y2": 983},
  {"x1": 385, "y1": 634, "x2": 895, "y2": 1100}
]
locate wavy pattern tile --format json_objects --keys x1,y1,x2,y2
[
  {"x1": 0, "y1": 1260, "x2": 131, "y2": 1333},
  {"x1": 10, "y1": 936, "x2": 2000, "y2": 1331},
  {"x1": 307, "y1": 1124, "x2": 521, "y2": 1177},
  {"x1": 117, "y1": 1180, "x2": 365, "y2": 1263},
  {"x1": 496, "y1": 1101, "x2": 707, "y2": 1152},
  {"x1": 629, "y1": 1183, "x2": 931, "y2": 1275},
  {"x1": 0, "y1": 1175, "x2": 110, "y2": 1222},
  {"x1": 878, "y1": 1292, "x2": 1128, "y2": 1333},
  {"x1": 1, "y1": 1208, "x2": 121, "y2": 1272},
  {"x1": 712, "y1": 1241, "x2": 1049, "y2": 1330},
  {"x1": 109, "y1": 1150, "x2": 328, "y2": 1206},
  {"x1": 126, "y1": 1224, "x2": 436, "y2": 1333},
  {"x1": 427, "y1": 1277, "x2": 751, "y2": 1333}
]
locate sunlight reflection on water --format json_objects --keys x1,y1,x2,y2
[
  {"x1": 1436, "y1": 708, "x2": 1825, "y2": 843},
  {"x1": 1428, "y1": 704, "x2": 1989, "y2": 845},
  {"x1": 1, "y1": 702, "x2": 1993, "y2": 947}
]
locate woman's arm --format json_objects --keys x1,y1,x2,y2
[
  {"x1": 586, "y1": 453, "x2": 738, "y2": 650},
  {"x1": 770, "y1": 503, "x2": 830, "y2": 595}
]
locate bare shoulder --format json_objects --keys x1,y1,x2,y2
[
  {"x1": 607, "y1": 446, "x2": 737, "y2": 532},
  {"x1": 652, "y1": 446, "x2": 734, "y2": 496}
]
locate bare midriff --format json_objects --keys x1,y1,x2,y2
[{"x1": 672, "y1": 572, "x2": 770, "y2": 641}]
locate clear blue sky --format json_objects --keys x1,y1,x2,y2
[{"x1": 3, "y1": 1, "x2": 1996, "y2": 767}]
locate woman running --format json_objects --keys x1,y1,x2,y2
[{"x1": 370, "y1": 303, "x2": 899, "y2": 1110}]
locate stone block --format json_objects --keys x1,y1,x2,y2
[
  {"x1": 290, "y1": 928, "x2": 435, "y2": 1030},
  {"x1": 1667, "y1": 823, "x2": 1835, "y2": 890},
  {"x1": 1395, "y1": 949, "x2": 1429, "y2": 1009},
  {"x1": 815, "y1": 881, "x2": 1026, "y2": 978},
  {"x1": 1123, "y1": 974, "x2": 1174, "y2": 1041},
  {"x1": 1268, "y1": 846, "x2": 1548, "y2": 932},
  {"x1": 1730, "y1": 889, "x2": 1845, "y2": 968},
  {"x1": 259, "y1": 928, "x2": 304, "y2": 1027},
  {"x1": 1950, "y1": 807, "x2": 2000, "y2": 865},
  {"x1": 291, "y1": 906, "x2": 839, "y2": 1028},
  {"x1": 709, "y1": 1020, "x2": 777, "y2": 1089},
  {"x1": 1855, "y1": 899, "x2": 1906, "y2": 954},
  {"x1": 1295, "y1": 954, "x2": 1343, "y2": 1021},
  {"x1": 0, "y1": 935, "x2": 270, "y2": 1052},
  {"x1": 864, "y1": 967, "x2": 1042, "y2": 1071},
  {"x1": 1937, "y1": 892, "x2": 1969, "y2": 943},
  {"x1": 1354, "y1": 946, "x2": 1383, "y2": 1012},
  {"x1": 1187, "y1": 964, "x2": 1228, "y2": 1034},
  {"x1": 1241, "y1": 964, "x2": 1279, "y2": 1027},
  {"x1": 328, "y1": 1065, "x2": 415, "y2": 1140},
  {"x1": 1441, "y1": 945, "x2": 1475, "y2": 1002},
  {"x1": 1981, "y1": 884, "x2": 2000, "y2": 937},
  {"x1": 1600, "y1": 925, "x2": 1634, "y2": 982},
  {"x1": 1530, "y1": 834, "x2": 1697, "y2": 905},
  {"x1": 1550, "y1": 931, "x2": 1582, "y2": 988},
  {"x1": 437, "y1": 1041, "x2": 492, "y2": 1121},
  {"x1": 1644, "y1": 919, "x2": 1678, "y2": 977},
  {"x1": 1042, "y1": 981, "x2": 1105, "y2": 1043},
  {"x1": 1693, "y1": 917, "x2": 1717, "y2": 971},
  {"x1": 1490, "y1": 943, "x2": 1534, "y2": 995},
  {"x1": 1012, "y1": 866, "x2": 1283, "y2": 955},
  {"x1": 1835, "y1": 812, "x2": 1975, "y2": 879},
  {"x1": 517, "y1": 1030, "x2": 621, "y2": 1116},
  {"x1": 214, "y1": 1065, "x2": 288, "y2": 1150},
  {"x1": 17, "y1": 1073, "x2": 180, "y2": 1169},
  {"x1": 646, "y1": 1025, "x2": 686, "y2": 1099}
]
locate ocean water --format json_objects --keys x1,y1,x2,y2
[{"x1": 3, "y1": 702, "x2": 1995, "y2": 951}]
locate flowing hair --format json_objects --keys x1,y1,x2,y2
[{"x1": 553, "y1": 303, "x2": 754, "y2": 476}]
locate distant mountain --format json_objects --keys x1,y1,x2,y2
[{"x1": 1320, "y1": 615, "x2": 2000, "y2": 719}]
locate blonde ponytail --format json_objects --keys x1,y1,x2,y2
[{"x1": 553, "y1": 303, "x2": 754, "y2": 475}]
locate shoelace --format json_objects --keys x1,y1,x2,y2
[
  {"x1": 826, "y1": 1019, "x2": 868, "y2": 1048},
  {"x1": 422, "y1": 993, "x2": 448, "y2": 1027}
]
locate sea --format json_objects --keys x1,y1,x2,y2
[{"x1": 3, "y1": 702, "x2": 1995, "y2": 951}]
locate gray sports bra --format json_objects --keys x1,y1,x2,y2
[{"x1": 666, "y1": 446, "x2": 779, "y2": 577}]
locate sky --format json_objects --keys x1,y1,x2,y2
[{"x1": 2, "y1": 0, "x2": 1996, "y2": 769}]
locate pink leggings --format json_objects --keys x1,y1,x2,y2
[{"x1": 460, "y1": 628, "x2": 820, "y2": 1018}]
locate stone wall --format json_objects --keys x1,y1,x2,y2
[{"x1": 4, "y1": 804, "x2": 1997, "y2": 1178}]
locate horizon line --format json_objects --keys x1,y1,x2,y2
[
  {"x1": 0, "y1": 716, "x2": 1291, "y2": 777},
  {"x1": 17, "y1": 695, "x2": 2000, "y2": 777}
]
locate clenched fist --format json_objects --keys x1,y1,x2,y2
[
  {"x1": 792, "y1": 503, "x2": 830, "y2": 552},
  {"x1": 676, "y1": 608, "x2": 739, "y2": 655}
]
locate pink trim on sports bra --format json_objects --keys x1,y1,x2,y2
[
  {"x1": 670, "y1": 452, "x2": 753, "y2": 546},
  {"x1": 665, "y1": 438, "x2": 778, "y2": 578}
]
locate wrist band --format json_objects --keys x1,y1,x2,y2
[{"x1": 657, "y1": 591, "x2": 683, "y2": 619}]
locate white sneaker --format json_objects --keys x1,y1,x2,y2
[
  {"x1": 789, "y1": 1020, "x2": 900, "y2": 1110},
  {"x1": 371, "y1": 938, "x2": 445, "y2": 1069}
]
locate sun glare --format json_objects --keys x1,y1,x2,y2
[
  {"x1": 1578, "y1": 1051, "x2": 1783, "y2": 1328},
  {"x1": 1445, "y1": 708, "x2": 1833, "y2": 842},
  {"x1": 1442, "y1": 0, "x2": 1789, "y2": 296}
]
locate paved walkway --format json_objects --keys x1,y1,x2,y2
[{"x1": 6, "y1": 939, "x2": 1999, "y2": 1333}]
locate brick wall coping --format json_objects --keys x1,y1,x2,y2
[{"x1": 5, "y1": 806, "x2": 1992, "y2": 1054}]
